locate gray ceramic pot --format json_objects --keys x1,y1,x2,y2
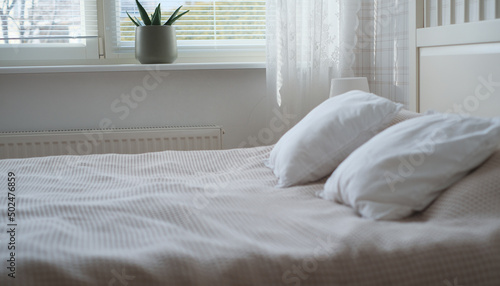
[{"x1": 135, "y1": 25, "x2": 178, "y2": 64}]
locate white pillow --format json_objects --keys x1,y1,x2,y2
[
  {"x1": 319, "y1": 112, "x2": 500, "y2": 220},
  {"x1": 265, "y1": 90, "x2": 403, "y2": 187}
]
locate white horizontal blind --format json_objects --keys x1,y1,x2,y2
[
  {"x1": 108, "y1": 0, "x2": 266, "y2": 53},
  {"x1": 0, "y1": 0, "x2": 97, "y2": 45}
]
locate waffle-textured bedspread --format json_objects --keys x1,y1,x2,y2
[{"x1": 0, "y1": 146, "x2": 499, "y2": 285}]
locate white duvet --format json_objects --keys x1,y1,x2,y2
[{"x1": 0, "y1": 146, "x2": 499, "y2": 285}]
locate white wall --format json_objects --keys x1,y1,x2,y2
[{"x1": 0, "y1": 68, "x2": 271, "y2": 149}]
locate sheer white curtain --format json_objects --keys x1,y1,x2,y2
[
  {"x1": 354, "y1": 0, "x2": 409, "y2": 107},
  {"x1": 266, "y1": 0, "x2": 410, "y2": 126},
  {"x1": 266, "y1": 0, "x2": 362, "y2": 122}
]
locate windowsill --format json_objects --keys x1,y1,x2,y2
[{"x1": 0, "y1": 62, "x2": 266, "y2": 74}]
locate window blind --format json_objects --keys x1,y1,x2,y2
[
  {"x1": 0, "y1": 0, "x2": 97, "y2": 44},
  {"x1": 108, "y1": 0, "x2": 266, "y2": 53}
]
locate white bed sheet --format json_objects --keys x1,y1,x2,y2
[{"x1": 0, "y1": 146, "x2": 499, "y2": 285}]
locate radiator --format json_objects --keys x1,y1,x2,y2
[{"x1": 0, "y1": 126, "x2": 223, "y2": 159}]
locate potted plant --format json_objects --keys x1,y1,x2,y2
[{"x1": 127, "y1": 0, "x2": 189, "y2": 64}]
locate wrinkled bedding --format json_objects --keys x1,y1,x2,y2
[{"x1": 0, "y1": 146, "x2": 499, "y2": 285}]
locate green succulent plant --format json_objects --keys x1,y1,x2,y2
[{"x1": 127, "y1": 0, "x2": 190, "y2": 26}]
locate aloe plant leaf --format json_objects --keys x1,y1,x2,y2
[
  {"x1": 164, "y1": 5, "x2": 183, "y2": 25},
  {"x1": 151, "y1": 4, "x2": 161, "y2": 25},
  {"x1": 126, "y1": 11, "x2": 140, "y2": 26},
  {"x1": 166, "y1": 10, "x2": 190, "y2": 25},
  {"x1": 134, "y1": 16, "x2": 143, "y2": 26},
  {"x1": 135, "y1": 0, "x2": 151, "y2": 25}
]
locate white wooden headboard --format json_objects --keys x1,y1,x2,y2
[{"x1": 410, "y1": 0, "x2": 500, "y2": 117}]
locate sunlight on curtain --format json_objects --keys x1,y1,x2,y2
[
  {"x1": 354, "y1": 0, "x2": 409, "y2": 107},
  {"x1": 266, "y1": 0, "x2": 362, "y2": 122},
  {"x1": 267, "y1": 0, "x2": 410, "y2": 121}
]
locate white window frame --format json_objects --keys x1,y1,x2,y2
[
  {"x1": 0, "y1": 0, "x2": 266, "y2": 66},
  {"x1": 0, "y1": 0, "x2": 100, "y2": 65},
  {"x1": 102, "y1": 1, "x2": 266, "y2": 63}
]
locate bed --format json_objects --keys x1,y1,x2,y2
[
  {"x1": 1, "y1": 137, "x2": 500, "y2": 286},
  {"x1": 2, "y1": 1, "x2": 500, "y2": 285}
]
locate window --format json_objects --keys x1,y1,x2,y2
[
  {"x1": 104, "y1": 0, "x2": 266, "y2": 61},
  {"x1": 0, "y1": 0, "x2": 266, "y2": 65},
  {"x1": 0, "y1": 0, "x2": 98, "y2": 62}
]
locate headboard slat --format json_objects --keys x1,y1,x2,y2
[{"x1": 450, "y1": 0, "x2": 457, "y2": 25}]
